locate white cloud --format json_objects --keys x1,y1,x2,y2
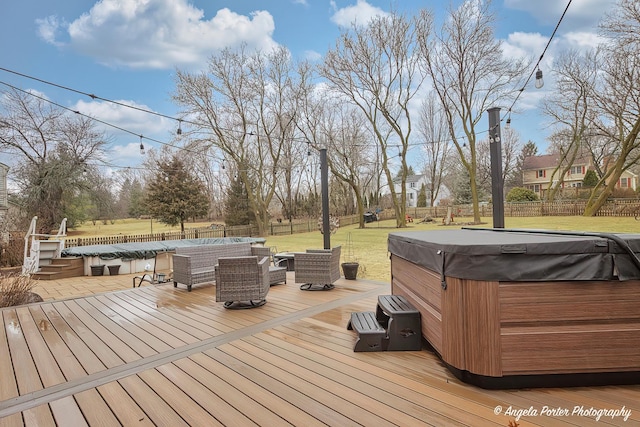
[
  {"x1": 38, "y1": 0, "x2": 279, "y2": 70},
  {"x1": 73, "y1": 99, "x2": 172, "y2": 138},
  {"x1": 304, "y1": 50, "x2": 322, "y2": 61},
  {"x1": 35, "y1": 15, "x2": 65, "y2": 47},
  {"x1": 330, "y1": 0, "x2": 388, "y2": 28},
  {"x1": 504, "y1": 0, "x2": 617, "y2": 31},
  {"x1": 561, "y1": 31, "x2": 604, "y2": 50},
  {"x1": 503, "y1": 32, "x2": 547, "y2": 61}
]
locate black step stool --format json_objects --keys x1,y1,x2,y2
[
  {"x1": 347, "y1": 311, "x2": 386, "y2": 352},
  {"x1": 375, "y1": 295, "x2": 422, "y2": 351}
]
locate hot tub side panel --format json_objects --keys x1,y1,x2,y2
[
  {"x1": 391, "y1": 255, "x2": 443, "y2": 355},
  {"x1": 499, "y1": 280, "x2": 640, "y2": 375},
  {"x1": 391, "y1": 255, "x2": 503, "y2": 377}
]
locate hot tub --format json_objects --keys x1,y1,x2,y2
[{"x1": 388, "y1": 228, "x2": 640, "y2": 388}]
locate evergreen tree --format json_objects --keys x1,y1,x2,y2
[
  {"x1": 145, "y1": 156, "x2": 209, "y2": 231},
  {"x1": 127, "y1": 179, "x2": 147, "y2": 218},
  {"x1": 224, "y1": 176, "x2": 254, "y2": 226},
  {"x1": 453, "y1": 168, "x2": 474, "y2": 205},
  {"x1": 417, "y1": 184, "x2": 427, "y2": 207},
  {"x1": 507, "y1": 140, "x2": 539, "y2": 189},
  {"x1": 582, "y1": 170, "x2": 599, "y2": 187}
]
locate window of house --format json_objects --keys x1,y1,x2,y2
[
  {"x1": 536, "y1": 170, "x2": 546, "y2": 178},
  {"x1": 569, "y1": 166, "x2": 584, "y2": 175},
  {"x1": 533, "y1": 184, "x2": 540, "y2": 193},
  {"x1": 409, "y1": 193, "x2": 414, "y2": 199},
  {"x1": 410, "y1": 182, "x2": 415, "y2": 188},
  {"x1": 620, "y1": 178, "x2": 629, "y2": 188}
]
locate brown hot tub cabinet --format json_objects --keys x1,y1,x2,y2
[{"x1": 388, "y1": 228, "x2": 640, "y2": 389}]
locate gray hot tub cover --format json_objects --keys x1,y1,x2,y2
[{"x1": 388, "y1": 228, "x2": 640, "y2": 282}]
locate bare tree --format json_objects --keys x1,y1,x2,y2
[
  {"x1": 542, "y1": 49, "x2": 599, "y2": 201},
  {"x1": 417, "y1": 1, "x2": 528, "y2": 223},
  {"x1": 320, "y1": 11, "x2": 427, "y2": 228},
  {"x1": 581, "y1": 0, "x2": 640, "y2": 215},
  {"x1": 0, "y1": 88, "x2": 106, "y2": 231},
  {"x1": 296, "y1": 80, "x2": 377, "y2": 227},
  {"x1": 417, "y1": 92, "x2": 452, "y2": 206},
  {"x1": 473, "y1": 126, "x2": 522, "y2": 201},
  {"x1": 323, "y1": 100, "x2": 376, "y2": 227},
  {"x1": 174, "y1": 45, "x2": 305, "y2": 235}
]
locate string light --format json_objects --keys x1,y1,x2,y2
[
  {"x1": 535, "y1": 68, "x2": 544, "y2": 89},
  {"x1": 139, "y1": 135, "x2": 145, "y2": 155},
  {"x1": 502, "y1": 0, "x2": 572, "y2": 127}
]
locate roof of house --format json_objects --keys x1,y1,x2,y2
[
  {"x1": 523, "y1": 153, "x2": 592, "y2": 170},
  {"x1": 392, "y1": 173, "x2": 427, "y2": 184}
]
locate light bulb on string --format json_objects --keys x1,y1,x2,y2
[{"x1": 535, "y1": 68, "x2": 544, "y2": 89}]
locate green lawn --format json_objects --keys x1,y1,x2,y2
[{"x1": 73, "y1": 216, "x2": 640, "y2": 283}]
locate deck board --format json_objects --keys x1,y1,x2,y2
[
  {"x1": 49, "y1": 396, "x2": 88, "y2": 427},
  {"x1": 94, "y1": 382, "x2": 155, "y2": 426},
  {"x1": 2, "y1": 310, "x2": 45, "y2": 395},
  {"x1": 117, "y1": 375, "x2": 189, "y2": 426},
  {"x1": 15, "y1": 306, "x2": 67, "y2": 388},
  {"x1": 202, "y1": 348, "x2": 361, "y2": 426},
  {"x1": 1, "y1": 276, "x2": 639, "y2": 426},
  {"x1": 171, "y1": 356, "x2": 308, "y2": 426},
  {"x1": 38, "y1": 304, "x2": 107, "y2": 376},
  {"x1": 71, "y1": 298, "x2": 157, "y2": 359},
  {"x1": 74, "y1": 389, "x2": 121, "y2": 427},
  {"x1": 50, "y1": 301, "x2": 125, "y2": 368}
]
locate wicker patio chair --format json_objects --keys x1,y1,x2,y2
[
  {"x1": 215, "y1": 256, "x2": 270, "y2": 309},
  {"x1": 250, "y1": 246, "x2": 287, "y2": 285},
  {"x1": 294, "y1": 246, "x2": 341, "y2": 291}
]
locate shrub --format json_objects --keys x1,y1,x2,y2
[
  {"x1": 506, "y1": 187, "x2": 539, "y2": 202},
  {"x1": 0, "y1": 274, "x2": 43, "y2": 307}
]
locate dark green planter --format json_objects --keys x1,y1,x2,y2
[
  {"x1": 342, "y1": 262, "x2": 359, "y2": 280},
  {"x1": 90, "y1": 265, "x2": 105, "y2": 276}
]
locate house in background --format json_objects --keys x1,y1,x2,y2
[
  {"x1": 523, "y1": 153, "x2": 637, "y2": 198},
  {"x1": 392, "y1": 174, "x2": 429, "y2": 207}
]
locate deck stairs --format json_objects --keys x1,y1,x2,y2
[
  {"x1": 22, "y1": 216, "x2": 82, "y2": 279},
  {"x1": 31, "y1": 257, "x2": 84, "y2": 280}
]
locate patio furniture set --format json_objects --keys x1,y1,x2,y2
[{"x1": 170, "y1": 242, "x2": 342, "y2": 309}]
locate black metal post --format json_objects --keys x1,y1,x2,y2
[
  {"x1": 488, "y1": 107, "x2": 505, "y2": 228},
  {"x1": 320, "y1": 147, "x2": 331, "y2": 249}
]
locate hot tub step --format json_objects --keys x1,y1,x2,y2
[
  {"x1": 376, "y1": 295, "x2": 422, "y2": 351},
  {"x1": 347, "y1": 311, "x2": 387, "y2": 352}
]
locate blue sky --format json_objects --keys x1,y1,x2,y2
[{"x1": 0, "y1": 0, "x2": 616, "y2": 174}]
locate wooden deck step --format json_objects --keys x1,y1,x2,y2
[{"x1": 32, "y1": 257, "x2": 84, "y2": 280}]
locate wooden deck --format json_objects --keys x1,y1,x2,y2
[{"x1": 1, "y1": 273, "x2": 639, "y2": 426}]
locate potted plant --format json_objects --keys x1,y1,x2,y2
[{"x1": 341, "y1": 232, "x2": 359, "y2": 280}]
